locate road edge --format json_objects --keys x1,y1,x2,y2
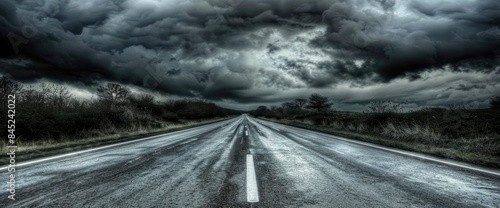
[
  {"x1": 0, "y1": 117, "x2": 236, "y2": 168},
  {"x1": 255, "y1": 117, "x2": 500, "y2": 177}
]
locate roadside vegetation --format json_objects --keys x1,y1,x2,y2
[
  {"x1": 250, "y1": 94, "x2": 500, "y2": 168},
  {"x1": 0, "y1": 77, "x2": 239, "y2": 162}
]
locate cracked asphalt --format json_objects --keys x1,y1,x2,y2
[{"x1": 1, "y1": 115, "x2": 500, "y2": 207}]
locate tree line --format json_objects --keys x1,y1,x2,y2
[
  {"x1": 250, "y1": 92, "x2": 500, "y2": 120},
  {"x1": 250, "y1": 93, "x2": 334, "y2": 119},
  {"x1": 0, "y1": 77, "x2": 235, "y2": 141}
]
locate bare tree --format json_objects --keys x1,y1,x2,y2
[
  {"x1": 137, "y1": 94, "x2": 155, "y2": 103},
  {"x1": 294, "y1": 98, "x2": 307, "y2": 109},
  {"x1": 270, "y1": 106, "x2": 284, "y2": 118},
  {"x1": 0, "y1": 77, "x2": 22, "y2": 101},
  {"x1": 490, "y1": 96, "x2": 500, "y2": 109},
  {"x1": 280, "y1": 102, "x2": 297, "y2": 117},
  {"x1": 365, "y1": 101, "x2": 402, "y2": 113},
  {"x1": 41, "y1": 83, "x2": 73, "y2": 108},
  {"x1": 252, "y1": 106, "x2": 269, "y2": 117},
  {"x1": 129, "y1": 93, "x2": 158, "y2": 113},
  {"x1": 282, "y1": 102, "x2": 297, "y2": 109},
  {"x1": 97, "y1": 83, "x2": 131, "y2": 107},
  {"x1": 19, "y1": 89, "x2": 44, "y2": 105},
  {"x1": 306, "y1": 94, "x2": 333, "y2": 112},
  {"x1": 130, "y1": 93, "x2": 155, "y2": 105}
]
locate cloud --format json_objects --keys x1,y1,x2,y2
[{"x1": 0, "y1": 0, "x2": 499, "y2": 110}]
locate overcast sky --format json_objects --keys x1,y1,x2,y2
[{"x1": 1, "y1": 0, "x2": 499, "y2": 111}]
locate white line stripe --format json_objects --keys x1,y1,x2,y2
[
  {"x1": 178, "y1": 137, "x2": 198, "y2": 145},
  {"x1": 245, "y1": 130, "x2": 248, "y2": 136},
  {"x1": 0, "y1": 119, "x2": 236, "y2": 171},
  {"x1": 331, "y1": 149, "x2": 346, "y2": 155},
  {"x1": 246, "y1": 154, "x2": 259, "y2": 203},
  {"x1": 329, "y1": 137, "x2": 500, "y2": 176},
  {"x1": 0, "y1": 135, "x2": 165, "y2": 170},
  {"x1": 258, "y1": 119, "x2": 500, "y2": 177},
  {"x1": 352, "y1": 143, "x2": 500, "y2": 176}
]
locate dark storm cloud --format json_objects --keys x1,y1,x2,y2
[
  {"x1": 266, "y1": 43, "x2": 280, "y2": 54},
  {"x1": 453, "y1": 83, "x2": 487, "y2": 91},
  {"x1": 0, "y1": 0, "x2": 499, "y2": 107},
  {"x1": 275, "y1": 59, "x2": 331, "y2": 88},
  {"x1": 55, "y1": 0, "x2": 123, "y2": 34},
  {"x1": 318, "y1": 0, "x2": 500, "y2": 80}
]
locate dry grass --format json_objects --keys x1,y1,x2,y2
[
  {"x1": 262, "y1": 110, "x2": 500, "y2": 168},
  {"x1": 380, "y1": 121, "x2": 443, "y2": 142},
  {"x1": 0, "y1": 117, "x2": 231, "y2": 164}
]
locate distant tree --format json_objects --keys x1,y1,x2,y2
[
  {"x1": 129, "y1": 93, "x2": 155, "y2": 107},
  {"x1": 270, "y1": 106, "x2": 284, "y2": 118},
  {"x1": 253, "y1": 106, "x2": 269, "y2": 117},
  {"x1": 282, "y1": 102, "x2": 297, "y2": 109},
  {"x1": 129, "y1": 93, "x2": 161, "y2": 114},
  {"x1": 41, "y1": 83, "x2": 73, "y2": 108},
  {"x1": 19, "y1": 89, "x2": 44, "y2": 105},
  {"x1": 294, "y1": 98, "x2": 307, "y2": 109},
  {"x1": 136, "y1": 94, "x2": 155, "y2": 103},
  {"x1": 282, "y1": 102, "x2": 303, "y2": 118},
  {"x1": 0, "y1": 77, "x2": 22, "y2": 101},
  {"x1": 166, "y1": 99, "x2": 225, "y2": 119},
  {"x1": 306, "y1": 93, "x2": 333, "y2": 112},
  {"x1": 161, "y1": 111, "x2": 179, "y2": 122},
  {"x1": 96, "y1": 83, "x2": 131, "y2": 107},
  {"x1": 490, "y1": 96, "x2": 500, "y2": 109},
  {"x1": 177, "y1": 102, "x2": 204, "y2": 119},
  {"x1": 447, "y1": 103, "x2": 470, "y2": 111},
  {"x1": 365, "y1": 101, "x2": 402, "y2": 113}
]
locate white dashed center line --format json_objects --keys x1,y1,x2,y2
[{"x1": 246, "y1": 154, "x2": 259, "y2": 203}]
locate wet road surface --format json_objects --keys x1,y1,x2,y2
[{"x1": 1, "y1": 115, "x2": 500, "y2": 207}]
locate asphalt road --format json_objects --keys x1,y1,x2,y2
[{"x1": 1, "y1": 115, "x2": 500, "y2": 207}]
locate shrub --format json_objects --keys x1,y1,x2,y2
[
  {"x1": 490, "y1": 97, "x2": 500, "y2": 109},
  {"x1": 365, "y1": 101, "x2": 402, "y2": 114},
  {"x1": 366, "y1": 113, "x2": 392, "y2": 130},
  {"x1": 161, "y1": 111, "x2": 179, "y2": 122},
  {"x1": 0, "y1": 78, "x2": 230, "y2": 142}
]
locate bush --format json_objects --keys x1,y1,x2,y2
[
  {"x1": 366, "y1": 113, "x2": 392, "y2": 130},
  {"x1": 161, "y1": 111, "x2": 179, "y2": 122},
  {"x1": 308, "y1": 115, "x2": 332, "y2": 126},
  {"x1": 490, "y1": 97, "x2": 500, "y2": 109},
  {"x1": 365, "y1": 101, "x2": 402, "y2": 114},
  {"x1": 0, "y1": 78, "x2": 230, "y2": 142}
]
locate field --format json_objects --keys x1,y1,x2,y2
[
  {"x1": 260, "y1": 108, "x2": 500, "y2": 167},
  {"x1": 0, "y1": 78, "x2": 240, "y2": 164}
]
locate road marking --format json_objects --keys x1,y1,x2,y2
[
  {"x1": 0, "y1": 136, "x2": 165, "y2": 170},
  {"x1": 331, "y1": 149, "x2": 346, "y2": 155},
  {"x1": 354, "y1": 143, "x2": 500, "y2": 177},
  {"x1": 246, "y1": 154, "x2": 259, "y2": 203},
  {"x1": 328, "y1": 137, "x2": 500, "y2": 176},
  {"x1": 179, "y1": 137, "x2": 198, "y2": 145},
  {"x1": 257, "y1": 119, "x2": 500, "y2": 177},
  {"x1": 0, "y1": 119, "x2": 238, "y2": 170},
  {"x1": 245, "y1": 130, "x2": 248, "y2": 136}
]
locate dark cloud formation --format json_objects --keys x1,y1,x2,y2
[
  {"x1": 0, "y1": 0, "x2": 499, "y2": 110},
  {"x1": 319, "y1": 0, "x2": 500, "y2": 80}
]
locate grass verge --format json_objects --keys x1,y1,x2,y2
[
  {"x1": 261, "y1": 118, "x2": 500, "y2": 169},
  {"x1": 0, "y1": 117, "x2": 233, "y2": 166}
]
